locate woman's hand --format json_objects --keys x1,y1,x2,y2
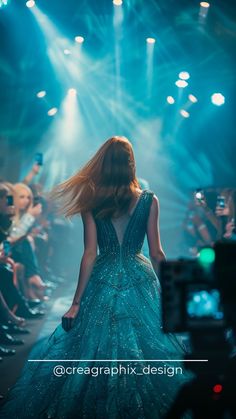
[
  {"x1": 224, "y1": 220, "x2": 235, "y2": 238},
  {"x1": 27, "y1": 204, "x2": 42, "y2": 218},
  {"x1": 7, "y1": 235, "x2": 27, "y2": 245},
  {"x1": 32, "y1": 163, "x2": 41, "y2": 175},
  {"x1": 62, "y1": 304, "x2": 80, "y2": 332},
  {"x1": 0, "y1": 252, "x2": 9, "y2": 264}
]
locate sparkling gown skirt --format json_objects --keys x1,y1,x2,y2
[{"x1": 0, "y1": 252, "x2": 190, "y2": 418}]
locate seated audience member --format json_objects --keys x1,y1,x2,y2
[
  {"x1": 9, "y1": 183, "x2": 48, "y2": 300},
  {"x1": 0, "y1": 183, "x2": 45, "y2": 319}
]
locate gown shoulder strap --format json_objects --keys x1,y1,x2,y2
[{"x1": 143, "y1": 189, "x2": 155, "y2": 219}]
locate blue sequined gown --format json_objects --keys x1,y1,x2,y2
[{"x1": 0, "y1": 189, "x2": 190, "y2": 419}]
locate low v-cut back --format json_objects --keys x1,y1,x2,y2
[{"x1": 110, "y1": 189, "x2": 145, "y2": 247}]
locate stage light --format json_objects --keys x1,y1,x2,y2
[
  {"x1": 199, "y1": 2, "x2": 210, "y2": 20},
  {"x1": 179, "y1": 71, "x2": 190, "y2": 80},
  {"x1": 63, "y1": 49, "x2": 71, "y2": 55},
  {"x1": 146, "y1": 38, "x2": 156, "y2": 44},
  {"x1": 180, "y1": 109, "x2": 190, "y2": 118},
  {"x1": 211, "y1": 93, "x2": 225, "y2": 106},
  {"x1": 113, "y1": 0, "x2": 122, "y2": 5},
  {"x1": 36, "y1": 90, "x2": 46, "y2": 98},
  {"x1": 47, "y1": 107, "x2": 58, "y2": 116},
  {"x1": 195, "y1": 192, "x2": 202, "y2": 200},
  {"x1": 146, "y1": 37, "x2": 155, "y2": 98},
  {"x1": 167, "y1": 96, "x2": 175, "y2": 104},
  {"x1": 75, "y1": 36, "x2": 84, "y2": 44},
  {"x1": 188, "y1": 94, "x2": 198, "y2": 103},
  {"x1": 199, "y1": 248, "x2": 215, "y2": 265},
  {"x1": 213, "y1": 384, "x2": 223, "y2": 394},
  {"x1": 175, "y1": 80, "x2": 188, "y2": 88},
  {"x1": 200, "y1": 2, "x2": 210, "y2": 8},
  {"x1": 0, "y1": 0, "x2": 9, "y2": 8},
  {"x1": 68, "y1": 88, "x2": 77, "y2": 96},
  {"x1": 26, "y1": 0, "x2": 35, "y2": 8}
]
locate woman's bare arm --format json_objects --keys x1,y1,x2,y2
[
  {"x1": 71, "y1": 211, "x2": 98, "y2": 305},
  {"x1": 62, "y1": 211, "x2": 97, "y2": 331},
  {"x1": 146, "y1": 195, "x2": 166, "y2": 276},
  {"x1": 22, "y1": 164, "x2": 41, "y2": 185}
]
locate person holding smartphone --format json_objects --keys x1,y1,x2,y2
[
  {"x1": 8, "y1": 183, "x2": 48, "y2": 301},
  {"x1": 215, "y1": 188, "x2": 235, "y2": 240},
  {"x1": 0, "y1": 184, "x2": 27, "y2": 327}
]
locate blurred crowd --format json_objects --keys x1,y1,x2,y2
[
  {"x1": 0, "y1": 160, "x2": 69, "y2": 366},
  {"x1": 183, "y1": 187, "x2": 236, "y2": 256}
]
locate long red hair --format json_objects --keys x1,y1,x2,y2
[{"x1": 51, "y1": 136, "x2": 140, "y2": 219}]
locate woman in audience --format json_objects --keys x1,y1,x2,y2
[
  {"x1": 0, "y1": 183, "x2": 44, "y2": 320},
  {"x1": 9, "y1": 183, "x2": 47, "y2": 300},
  {"x1": 215, "y1": 188, "x2": 235, "y2": 239},
  {"x1": 0, "y1": 184, "x2": 25, "y2": 350}
]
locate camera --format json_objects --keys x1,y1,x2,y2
[
  {"x1": 159, "y1": 257, "x2": 226, "y2": 333},
  {"x1": 160, "y1": 241, "x2": 236, "y2": 333},
  {"x1": 161, "y1": 241, "x2": 236, "y2": 418}
]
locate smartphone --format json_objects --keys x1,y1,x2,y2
[
  {"x1": 33, "y1": 195, "x2": 41, "y2": 206},
  {"x1": 7, "y1": 195, "x2": 14, "y2": 206},
  {"x1": 216, "y1": 196, "x2": 225, "y2": 209},
  {"x1": 194, "y1": 189, "x2": 204, "y2": 204},
  {"x1": 3, "y1": 240, "x2": 11, "y2": 257},
  {"x1": 35, "y1": 152, "x2": 43, "y2": 166}
]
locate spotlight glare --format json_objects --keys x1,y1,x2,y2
[
  {"x1": 75, "y1": 36, "x2": 84, "y2": 44},
  {"x1": 195, "y1": 192, "x2": 202, "y2": 199},
  {"x1": 200, "y1": 2, "x2": 210, "y2": 8},
  {"x1": 68, "y1": 88, "x2": 77, "y2": 96},
  {"x1": 63, "y1": 49, "x2": 71, "y2": 55},
  {"x1": 47, "y1": 107, "x2": 58, "y2": 116},
  {"x1": 179, "y1": 71, "x2": 190, "y2": 80},
  {"x1": 188, "y1": 94, "x2": 198, "y2": 103},
  {"x1": 36, "y1": 90, "x2": 46, "y2": 98},
  {"x1": 113, "y1": 0, "x2": 123, "y2": 5},
  {"x1": 175, "y1": 80, "x2": 188, "y2": 88},
  {"x1": 146, "y1": 37, "x2": 156, "y2": 44},
  {"x1": 211, "y1": 93, "x2": 225, "y2": 106},
  {"x1": 0, "y1": 0, "x2": 9, "y2": 8},
  {"x1": 26, "y1": 0, "x2": 35, "y2": 8},
  {"x1": 167, "y1": 96, "x2": 175, "y2": 104},
  {"x1": 180, "y1": 109, "x2": 190, "y2": 118},
  {"x1": 199, "y1": 248, "x2": 215, "y2": 265}
]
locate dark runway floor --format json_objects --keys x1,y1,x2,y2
[{"x1": 0, "y1": 279, "x2": 75, "y2": 403}]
